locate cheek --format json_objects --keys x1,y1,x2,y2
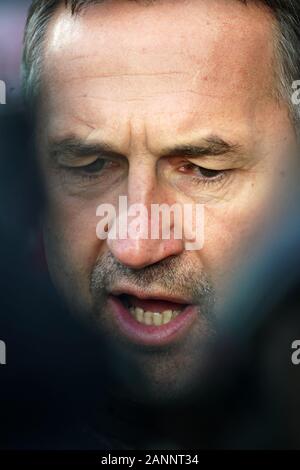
[
  {"x1": 200, "y1": 177, "x2": 273, "y2": 279},
  {"x1": 43, "y1": 196, "x2": 104, "y2": 299}
]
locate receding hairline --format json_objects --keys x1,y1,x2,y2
[
  {"x1": 24, "y1": 0, "x2": 279, "y2": 90},
  {"x1": 44, "y1": 0, "x2": 280, "y2": 91}
]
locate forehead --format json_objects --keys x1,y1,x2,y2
[{"x1": 40, "y1": 0, "x2": 280, "y2": 147}]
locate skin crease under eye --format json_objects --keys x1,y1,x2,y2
[
  {"x1": 67, "y1": 159, "x2": 229, "y2": 185},
  {"x1": 59, "y1": 150, "x2": 230, "y2": 180},
  {"x1": 51, "y1": 140, "x2": 237, "y2": 200}
]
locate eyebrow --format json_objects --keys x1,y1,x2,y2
[
  {"x1": 48, "y1": 134, "x2": 245, "y2": 162},
  {"x1": 48, "y1": 137, "x2": 124, "y2": 162},
  {"x1": 160, "y1": 135, "x2": 245, "y2": 159}
]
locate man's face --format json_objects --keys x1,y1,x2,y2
[{"x1": 38, "y1": 0, "x2": 296, "y2": 401}]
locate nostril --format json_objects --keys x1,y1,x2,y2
[{"x1": 107, "y1": 232, "x2": 184, "y2": 269}]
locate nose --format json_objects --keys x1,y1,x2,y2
[
  {"x1": 108, "y1": 235, "x2": 184, "y2": 269},
  {"x1": 106, "y1": 161, "x2": 185, "y2": 269}
]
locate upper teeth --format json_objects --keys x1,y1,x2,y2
[{"x1": 129, "y1": 307, "x2": 180, "y2": 326}]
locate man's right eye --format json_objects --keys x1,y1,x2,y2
[
  {"x1": 79, "y1": 158, "x2": 107, "y2": 174},
  {"x1": 65, "y1": 158, "x2": 120, "y2": 176}
]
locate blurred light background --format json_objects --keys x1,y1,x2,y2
[{"x1": 0, "y1": 0, "x2": 31, "y2": 102}]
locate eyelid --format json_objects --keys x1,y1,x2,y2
[
  {"x1": 178, "y1": 160, "x2": 226, "y2": 173},
  {"x1": 186, "y1": 157, "x2": 234, "y2": 170},
  {"x1": 58, "y1": 155, "x2": 100, "y2": 168}
]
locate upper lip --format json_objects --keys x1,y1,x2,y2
[{"x1": 109, "y1": 286, "x2": 191, "y2": 305}]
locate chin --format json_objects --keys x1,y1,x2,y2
[{"x1": 106, "y1": 342, "x2": 211, "y2": 406}]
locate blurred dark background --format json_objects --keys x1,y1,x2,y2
[{"x1": 0, "y1": 0, "x2": 30, "y2": 103}]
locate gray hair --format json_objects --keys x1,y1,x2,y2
[{"x1": 22, "y1": 0, "x2": 300, "y2": 127}]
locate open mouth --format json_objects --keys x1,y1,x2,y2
[
  {"x1": 107, "y1": 291, "x2": 198, "y2": 347},
  {"x1": 118, "y1": 294, "x2": 186, "y2": 326}
]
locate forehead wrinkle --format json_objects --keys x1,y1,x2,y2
[
  {"x1": 45, "y1": 1, "x2": 276, "y2": 83},
  {"x1": 42, "y1": 1, "x2": 279, "y2": 128}
]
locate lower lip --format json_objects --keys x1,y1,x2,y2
[{"x1": 107, "y1": 295, "x2": 198, "y2": 347}]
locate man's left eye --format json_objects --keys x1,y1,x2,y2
[
  {"x1": 195, "y1": 167, "x2": 223, "y2": 178},
  {"x1": 178, "y1": 162, "x2": 223, "y2": 179}
]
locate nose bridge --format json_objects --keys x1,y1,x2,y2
[
  {"x1": 106, "y1": 148, "x2": 185, "y2": 269},
  {"x1": 127, "y1": 151, "x2": 157, "y2": 208},
  {"x1": 126, "y1": 117, "x2": 157, "y2": 206}
]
